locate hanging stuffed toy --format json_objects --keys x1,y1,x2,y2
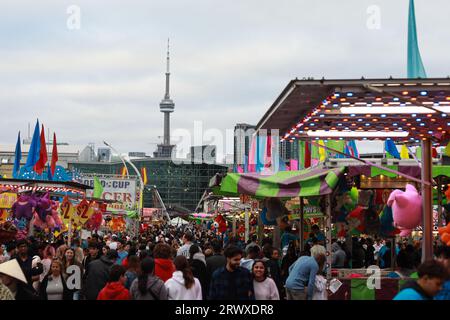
[
  {"x1": 237, "y1": 224, "x2": 245, "y2": 239},
  {"x1": 260, "y1": 207, "x2": 277, "y2": 225},
  {"x1": 33, "y1": 193, "x2": 58, "y2": 230},
  {"x1": 346, "y1": 206, "x2": 365, "y2": 233},
  {"x1": 11, "y1": 194, "x2": 35, "y2": 221},
  {"x1": 379, "y1": 205, "x2": 400, "y2": 238},
  {"x1": 387, "y1": 184, "x2": 422, "y2": 237},
  {"x1": 212, "y1": 214, "x2": 227, "y2": 234},
  {"x1": 438, "y1": 222, "x2": 450, "y2": 246}
]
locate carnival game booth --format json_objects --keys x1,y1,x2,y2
[
  {"x1": 211, "y1": 166, "x2": 344, "y2": 276},
  {"x1": 250, "y1": 77, "x2": 450, "y2": 299},
  {"x1": 0, "y1": 178, "x2": 93, "y2": 243}
]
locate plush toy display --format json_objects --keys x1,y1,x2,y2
[
  {"x1": 32, "y1": 194, "x2": 63, "y2": 231},
  {"x1": 11, "y1": 194, "x2": 35, "y2": 221},
  {"x1": 346, "y1": 206, "x2": 365, "y2": 233},
  {"x1": 212, "y1": 214, "x2": 227, "y2": 234},
  {"x1": 260, "y1": 207, "x2": 277, "y2": 225},
  {"x1": 439, "y1": 222, "x2": 450, "y2": 246},
  {"x1": 387, "y1": 184, "x2": 422, "y2": 237}
]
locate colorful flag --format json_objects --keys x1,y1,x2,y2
[
  {"x1": 256, "y1": 135, "x2": 267, "y2": 173},
  {"x1": 444, "y1": 142, "x2": 450, "y2": 157},
  {"x1": 93, "y1": 176, "x2": 104, "y2": 198},
  {"x1": 50, "y1": 133, "x2": 58, "y2": 175},
  {"x1": 236, "y1": 165, "x2": 244, "y2": 173},
  {"x1": 346, "y1": 140, "x2": 359, "y2": 158},
  {"x1": 407, "y1": 0, "x2": 427, "y2": 78},
  {"x1": 13, "y1": 132, "x2": 21, "y2": 179},
  {"x1": 326, "y1": 140, "x2": 346, "y2": 158},
  {"x1": 298, "y1": 141, "x2": 311, "y2": 169},
  {"x1": 290, "y1": 159, "x2": 299, "y2": 171},
  {"x1": 400, "y1": 145, "x2": 410, "y2": 159},
  {"x1": 385, "y1": 140, "x2": 401, "y2": 159},
  {"x1": 25, "y1": 120, "x2": 41, "y2": 169},
  {"x1": 121, "y1": 165, "x2": 128, "y2": 177},
  {"x1": 248, "y1": 135, "x2": 257, "y2": 172},
  {"x1": 141, "y1": 167, "x2": 148, "y2": 184},
  {"x1": 34, "y1": 125, "x2": 48, "y2": 174},
  {"x1": 318, "y1": 140, "x2": 326, "y2": 162}
]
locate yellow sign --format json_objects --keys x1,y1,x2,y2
[
  {"x1": 75, "y1": 199, "x2": 94, "y2": 225},
  {"x1": 60, "y1": 196, "x2": 76, "y2": 225},
  {"x1": 0, "y1": 193, "x2": 17, "y2": 209}
]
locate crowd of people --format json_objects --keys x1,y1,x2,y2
[{"x1": 0, "y1": 221, "x2": 449, "y2": 300}]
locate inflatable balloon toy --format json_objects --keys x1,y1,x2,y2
[
  {"x1": 260, "y1": 207, "x2": 277, "y2": 226},
  {"x1": 438, "y1": 222, "x2": 450, "y2": 246},
  {"x1": 387, "y1": 184, "x2": 422, "y2": 237},
  {"x1": 11, "y1": 193, "x2": 35, "y2": 222},
  {"x1": 33, "y1": 193, "x2": 58, "y2": 230},
  {"x1": 346, "y1": 206, "x2": 365, "y2": 233},
  {"x1": 211, "y1": 214, "x2": 227, "y2": 234}
]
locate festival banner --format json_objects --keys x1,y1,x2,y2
[{"x1": 82, "y1": 177, "x2": 137, "y2": 211}]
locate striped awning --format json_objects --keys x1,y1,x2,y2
[{"x1": 212, "y1": 167, "x2": 344, "y2": 198}]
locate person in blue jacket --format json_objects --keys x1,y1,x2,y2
[
  {"x1": 393, "y1": 259, "x2": 447, "y2": 300},
  {"x1": 434, "y1": 246, "x2": 450, "y2": 300}
]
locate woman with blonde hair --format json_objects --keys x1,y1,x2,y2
[{"x1": 39, "y1": 259, "x2": 72, "y2": 300}]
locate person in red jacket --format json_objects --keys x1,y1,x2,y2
[
  {"x1": 97, "y1": 265, "x2": 130, "y2": 300},
  {"x1": 153, "y1": 243, "x2": 175, "y2": 282}
]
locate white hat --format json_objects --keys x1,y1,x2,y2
[{"x1": 0, "y1": 259, "x2": 28, "y2": 284}]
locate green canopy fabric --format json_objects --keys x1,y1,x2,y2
[{"x1": 213, "y1": 167, "x2": 344, "y2": 198}]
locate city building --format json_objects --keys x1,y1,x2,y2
[
  {"x1": 69, "y1": 159, "x2": 228, "y2": 211},
  {"x1": 188, "y1": 145, "x2": 217, "y2": 164}
]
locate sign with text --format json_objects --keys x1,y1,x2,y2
[
  {"x1": 82, "y1": 177, "x2": 137, "y2": 211},
  {"x1": 0, "y1": 193, "x2": 17, "y2": 209}
]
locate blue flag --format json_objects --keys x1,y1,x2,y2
[
  {"x1": 256, "y1": 135, "x2": 267, "y2": 173},
  {"x1": 25, "y1": 120, "x2": 41, "y2": 169},
  {"x1": 385, "y1": 140, "x2": 401, "y2": 159},
  {"x1": 408, "y1": 0, "x2": 427, "y2": 78},
  {"x1": 13, "y1": 132, "x2": 22, "y2": 178}
]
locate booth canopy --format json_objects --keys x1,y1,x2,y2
[
  {"x1": 169, "y1": 217, "x2": 189, "y2": 226},
  {"x1": 212, "y1": 167, "x2": 344, "y2": 198}
]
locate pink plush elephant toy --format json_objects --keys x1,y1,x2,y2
[{"x1": 387, "y1": 184, "x2": 422, "y2": 237}]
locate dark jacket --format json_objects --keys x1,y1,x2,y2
[
  {"x1": 206, "y1": 254, "x2": 226, "y2": 280},
  {"x1": 189, "y1": 259, "x2": 208, "y2": 300},
  {"x1": 265, "y1": 258, "x2": 282, "y2": 296},
  {"x1": 82, "y1": 256, "x2": 115, "y2": 300},
  {"x1": 129, "y1": 276, "x2": 168, "y2": 300},
  {"x1": 39, "y1": 274, "x2": 73, "y2": 300},
  {"x1": 209, "y1": 266, "x2": 254, "y2": 300}
]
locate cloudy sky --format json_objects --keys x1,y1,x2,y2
[{"x1": 1, "y1": 0, "x2": 449, "y2": 160}]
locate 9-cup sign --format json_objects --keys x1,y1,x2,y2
[{"x1": 82, "y1": 177, "x2": 137, "y2": 211}]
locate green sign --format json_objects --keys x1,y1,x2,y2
[{"x1": 288, "y1": 205, "x2": 324, "y2": 220}]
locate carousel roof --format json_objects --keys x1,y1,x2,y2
[{"x1": 256, "y1": 78, "x2": 450, "y2": 144}]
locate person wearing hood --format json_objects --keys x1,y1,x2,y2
[
  {"x1": 165, "y1": 256, "x2": 202, "y2": 300},
  {"x1": 153, "y1": 243, "x2": 175, "y2": 282},
  {"x1": 188, "y1": 244, "x2": 208, "y2": 299},
  {"x1": 331, "y1": 240, "x2": 346, "y2": 268},
  {"x1": 130, "y1": 258, "x2": 167, "y2": 300},
  {"x1": 82, "y1": 249, "x2": 118, "y2": 300},
  {"x1": 97, "y1": 265, "x2": 130, "y2": 300},
  {"x1": 240, "y1": 245, "x2": 260, "y2": 271},
  {"x1": 394, "y1": 260, "x2": 447, "y2": 300}
]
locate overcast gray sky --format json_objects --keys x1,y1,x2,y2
[{"x1": 1, "y1": 0, "x2": 449, "y2": 159}]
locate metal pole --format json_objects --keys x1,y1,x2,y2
[
  {"x1": 437, "y1": 177, "x2": 443, "y2": 228},
  {"x1": 299, "y1": 197, "x2": 304, "y2": 252},
  {"x1": 245, "y1": 208, "x2": 249, "y2": 243},
  {"x1": 422, "y1": 138, "x2": 433, "y2": 262},
  {"x1": 325, "y1": 194, "x2": 332, "y2": 280}
]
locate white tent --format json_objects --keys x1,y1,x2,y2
[{"x1": 169, "y1": 217, "x2": 189, "y2": 226}]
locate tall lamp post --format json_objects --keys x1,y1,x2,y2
[{"x1": 103, "y1": 141, "x2": 144, "y2": 235}]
